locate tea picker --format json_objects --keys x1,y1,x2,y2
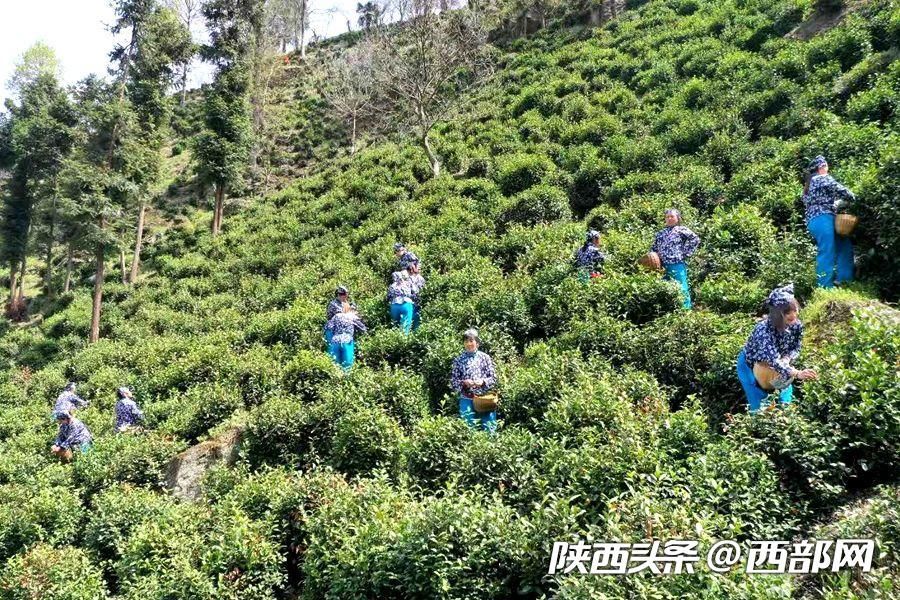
[
  {"x1": 388, "y1": 270, "x2": 417, "y2": 334},
  {"x1": 53, "y1": 381, "x2": 88, "y2": 416},
  {"x1": 574, "y1": 229, "x2": 606, "y2": 282},
  {"x1": 802, "y1": 155, "x2": 856, "y2": 289},
  {"x1": 407, "y1": 260, "x2": 426, "y2": 330},
  {"x1": 324, "y1": 302, "x2": 367, "y2": 372},
  {"x1": 51, "y1": 411, "x2": 93, "y2": 463},
  {"x1": 450, "y1": 328, "x2": 499, "y2": 434},
  {"x1": 393, "y1": 242, "x2": 419, "y2": 272},
  {"x1": 736, "y1": 284, "x2": 818, "y2": 413},
  {"x1": 114, "y1": 386, "x2": 144, "y2": 433},
  {"x1": 649, "y1": 209, "x2": 700, "y2": 309},
  {"x1": 325, "y1": 286, "x2": 356, "y2": 343}
]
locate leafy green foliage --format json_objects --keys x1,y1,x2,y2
[
  {"x1": 1, "y1": 0, "x2": 899, "y2": 598},
  {"x1": 0, "y1": 544, "x2": 108, "y2": 600}
]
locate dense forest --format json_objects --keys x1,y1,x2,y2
[{"x1": 0, "y1": 0, "x2": 898, "y2": 598}]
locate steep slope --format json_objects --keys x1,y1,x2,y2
[{"x1": 0, "y1": 0, "x2": 898, "y2": 598}]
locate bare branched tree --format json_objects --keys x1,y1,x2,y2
[
  {"x1": 369, "y1": 0, "x2": 493, "y2": 177},
  {"x1": 266, "y1": 0, "x2": 311, "y2": 58},
  {"x1": 164, "y1": 0, "x2": 202, "y2": 103},
  {"x1": 321, "y1": 43, "x2": 378, "y2": 154}
]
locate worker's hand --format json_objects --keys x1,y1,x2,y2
[
  {"x1": 795, "y1": 369, "x2": 818, "y2": 381},
  {"x1": 51, "y1": 445, "x2": 60, "y2": 453},
  {"x1": 473, "y1": 378, "x2": 484, "y2": 387}
]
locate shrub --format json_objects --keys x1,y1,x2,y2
[
  {"x1": 560, "y1": 111, "x2": 623, "y2": 146},
  {"x1": 115, "y1": 504, "x2": 284, "y2": 600},
  {"x1": 455, "y1": 427, "x2": 544, "y2": 509},
  {"x1": 72, "y1": 433, "x2": 186, "y2": 498},
  {"x1": 561, "y1": 144, "x2": 616, "y2": 213},
  {"x1": 727, "y1": 408, "x2": 847, "y2": 516},
  {"x1": 857, "y1": 147, "x2": 900, "y2": 300},
  {"x1": 158, "y1": 383, "x2": 243, "y2": 442},
  {"x1": 282, "y1": 350, "x2": 340, "y2": 402},
  {"x1": 330, "y1": 405, "x2": 405, "y2": 478},
  {"x1": 698, "y1": 203, "x2": 778, "y2": 277},
  {"x1": 404, "y1": 416, "x2": 474, "y2": 490},
  {"x1": 684, "y1": 440, "x2": 796, "y2": 540},
  {"x1": 695, "y1": 271, "x2": 768, "y2": 313},
  {"x1": 541, "y1": 273, "x2": 681, "y2": 333},
  {"x1": 242, "y1": 396, "x2": 334, "y2": 469},
  {"x1": 634, "y1": 310, "x2": 751, "y2": 419},
  {"x1": 83, "y1": 485, "x2": 176, "y2": 568},
  {"x1": 0, "y1": 484, "x2": 82, "y2": 561},
  {"x1": 501, "y1": 344, "x2": 589, "y2": 426},
  {"x1": 236, "y1": 344, "x2": 287, "y2": 406},
  {"x1": 493, "y1": 153, "x2": 557, "y2": 195},
  {"x1": 556, "y1": 311, "x2": 637, "y2": 365},
  {"x1": 511, "y1": 83, "x2": 558, "y2": 117},
  {"x1": 0, "y1": 544, "x2": 108, "y2": 600},
  {"x1": 325, "y1": 367, "x2": 430, "y2": 431},
  {"x1": 302, "y1": 487, "x2": 530, "y2": 599},
  {"x1": 800, "y1": 305, "x2": 900, "y2": 482}
]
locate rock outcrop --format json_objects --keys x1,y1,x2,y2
[{"x1": 165, "y1": 427, "x2": 243, "y2": 501}]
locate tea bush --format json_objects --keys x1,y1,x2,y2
[
  {"x1": 72, "y1": 433, "x2": 186, "y2": 498},
  {"x1": 329, "y1": 405, "x2": 405, "y2": 478},
  {"x1": 498, "y1": 184, "x2": 572, "y2": 228},
  {"x1": 0, "y1": 0, "x2": 897, "y2": 596},
  {"x1": 0, "y1": 484, "x2": 82, "y2": 561},
  {"x1": 0, "y1": 544, "x2": 108, "y2": 600},
  {"x1": 493, "y1": 152, "x2": 558, "y2": 195},
  {"x1": 83, "y1": 485, "x2": 176, "y2": 568}
]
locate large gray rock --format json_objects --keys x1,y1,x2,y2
[{"x1": 165, "y1": 427, "x2": 243, "y2": 501}]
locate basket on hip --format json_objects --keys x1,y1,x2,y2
[
  {"x1": 834, "y1": 213, "x2": 858, "y2": 237},
  {"x1": 473, "y1": 392, "x2": 499, "y2": 413},
  {"x1": 753, "y1": 362, "x2": 794, "y2": 392},
  {"x1": 639, "y1": 251, "x2": 662, "y2": 271}
]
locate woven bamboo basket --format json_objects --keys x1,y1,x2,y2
[
  {"x1": 753, "y1": 363, "x2": 793, "y2": 392},
  {"x1": 834, "y1": 213, "x2": 858, "y2": 237},
  {"x1": 638, "y1": 251, "x2": 662, "y2": 271},
  {"x1": 473, "y1": 392, "x2": 499, "y2": 413}
]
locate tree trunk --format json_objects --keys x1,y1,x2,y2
[
  {"x1": 9, "y1": 262, "x2": 18, "y2": 304},
  {"x1": 421, "y1": 131, "x2": 440, "y2": 178},
  {"x1": 17, "y1": 256, "x2": 27, "y2": 300},
  {"x1": 299, "y1": 0, "x2": 307, "y2": 59},
  {"x1": 44, "y1": 239, "x2": 54, "y2": 299},
  {"x1": 119, "y1": 247, "x2": 127, "y2": 285},
  {"x1": 217, "y1": 186, "x2": 225, "y2": 234},
  {"x1": 44, "y1": 192, "x2": 58, "y2": 297},
  {"x1": 212, "y1": 184, "x2": 224, "y2": 237},
  {"x1": 89, "y1": 218, "x2": 105, "y2": 343},
  {"x1": 64, "y1": 244, "x2": 73, "y2": 293},
  {"x1": 130, "y1": 202, "x2": 146, "y2": 284},
  {"x1": 350, "y1": 115, "x2": 358, "y2": 154},
  {"x1": 180, "y1": 64, "x2": 190, "y2": 105}
]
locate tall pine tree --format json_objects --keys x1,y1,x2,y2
[
  {"x1": 196, "y1": 0, "x2": 264, "y2": 237},
  {"x1": 0, "y1": 65, "x2": 76, "y2": 313}
]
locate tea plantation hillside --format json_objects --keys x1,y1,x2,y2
[{"x1": 1, "y1": 0, "x2": 899, "y2": 598}]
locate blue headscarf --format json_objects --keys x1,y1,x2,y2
[
  {"x1": 808, "y1": 155, "x2": 827, "y2": 173},
  {"x1": 766, "y1": 284, "x2": 795, "y2": 309},
  {"x1": 585, "y1": 230, "x2": 601, "y2": 243}
]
